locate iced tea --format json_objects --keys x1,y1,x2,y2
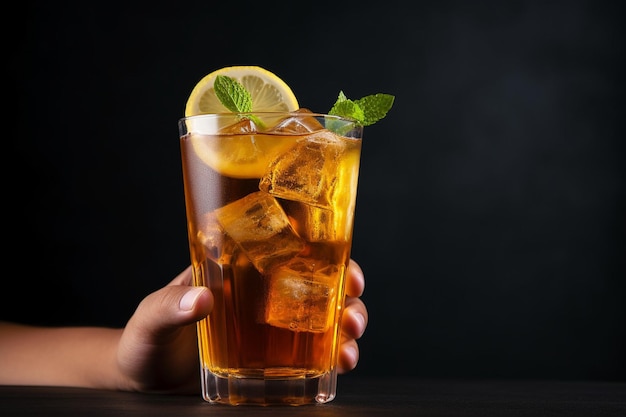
[{"x1": 179, "y1": 112, "x2": 363, "y2": 405}]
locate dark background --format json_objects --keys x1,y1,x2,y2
[{"x1": 6, "y1": 0, "x2": 624, "y2": 381}]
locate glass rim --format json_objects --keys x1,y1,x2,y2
[{"x1": 178, "y1": 111, "x2": 359, "y2": 123}]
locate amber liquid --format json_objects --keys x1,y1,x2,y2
[{"x1": 180, "y1": 125, "x2": 361, "y2": 404}]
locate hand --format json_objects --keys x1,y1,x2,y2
[{"x1": 116, "y1": 259, "x2": 368, "y2": 393}]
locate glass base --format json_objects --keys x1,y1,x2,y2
[{"x1": 200, "y1": 368, "x2": 337, "y2": 406}]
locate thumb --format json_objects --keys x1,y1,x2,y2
[
  {"x1": 116, "y1": 282, "x2": 213, "y2": 391},
  {"x1": 127, "y1": 284, "x2": 213, "y2": 337}
]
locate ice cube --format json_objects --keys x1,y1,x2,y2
[
  {"x1": 280, "y1": 200, "x2": 353, "y2": 242},
  {"x1": 196, "y1": 211, "x2": 239, "y2": 264},
  {"x1": 268, "y1": 109, "x2": 324, "y2": 134},
  {"x1": 259, "y1": 130, "x2": 350, "y2": 210},
  {"x1": 265, "y1": 258, "x2": 342, "y2": 332},
  {"x1": 217, "y1": 118, "x2": 258, "y2": 134},
  {"x1": 214, "y1": 191, "x2": 304, "y2": 273}
]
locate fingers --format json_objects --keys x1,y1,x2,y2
[
  {"x1": 345, "y1": 259, "x2": 365, "y2": 297},
  {"x1": 337, "y1": 338, "x2": 360, "y2": 374},
  {"x1": 338, "y1": 260, "x2": 368, "y2": 374},
  {"x1": 341, "y1": 296, "x2": 368, "y2": 341},
  {"x1": 342, "y1": 259, "x2": 368, "y2": 341},
  {"x1": 338, "y1": 296, "x2": 368, "y2": 374}
]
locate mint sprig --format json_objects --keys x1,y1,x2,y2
[
  {"x1": 328, "y1": 91, "x2": 395, "y2": 126},
  {"x1": 213, "y1": 75, "x2": 395, "y2": 133},
  {"x1": 214, "y1": 75, "x2": 265, "y2": 127}
]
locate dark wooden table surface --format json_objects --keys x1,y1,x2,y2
[{"x1": 1, "y1": 376, "x2": 625, "y2": 416}]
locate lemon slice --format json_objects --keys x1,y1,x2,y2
[
  {"x1": 185, "y1": 66, "x2": 299, "y2": 116},
  {"x1": 190, "y1": 132, "x2": 297, "y2": 179},
  {"x1": 184, "y1": 66, "x2": 300, "y2": 178}
]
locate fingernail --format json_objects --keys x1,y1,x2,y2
[
  {"x1": 346, "y1": 346, "x2": 358, "y2": 366},
  {"x1": 354, "y1": 312, "x2": 366, "y2": 334},
  {"x1": 180, "y1": 287, "x2": 205, "y2": 311}
]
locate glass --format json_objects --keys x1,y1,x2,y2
[{"x1": 178, "y1": 111, "x2": 363, "y2": 406}]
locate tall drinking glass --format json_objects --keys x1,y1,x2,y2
[{"x1": 178, "y1": 111, "x2": 363, "y2": 405}]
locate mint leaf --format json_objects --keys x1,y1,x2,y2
[
  {"x1": 329, "y1": 91, "x2": 365, "y2": 124},
  {"x1": 355, "y1": 93, "x2": 395, "y2": 126},
  {"x1": 214, "y1": 75, "x2": 252, "y2": 113},
  {"x1": 329, "y1": 91, "x2": 395, "y2": 127}
]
